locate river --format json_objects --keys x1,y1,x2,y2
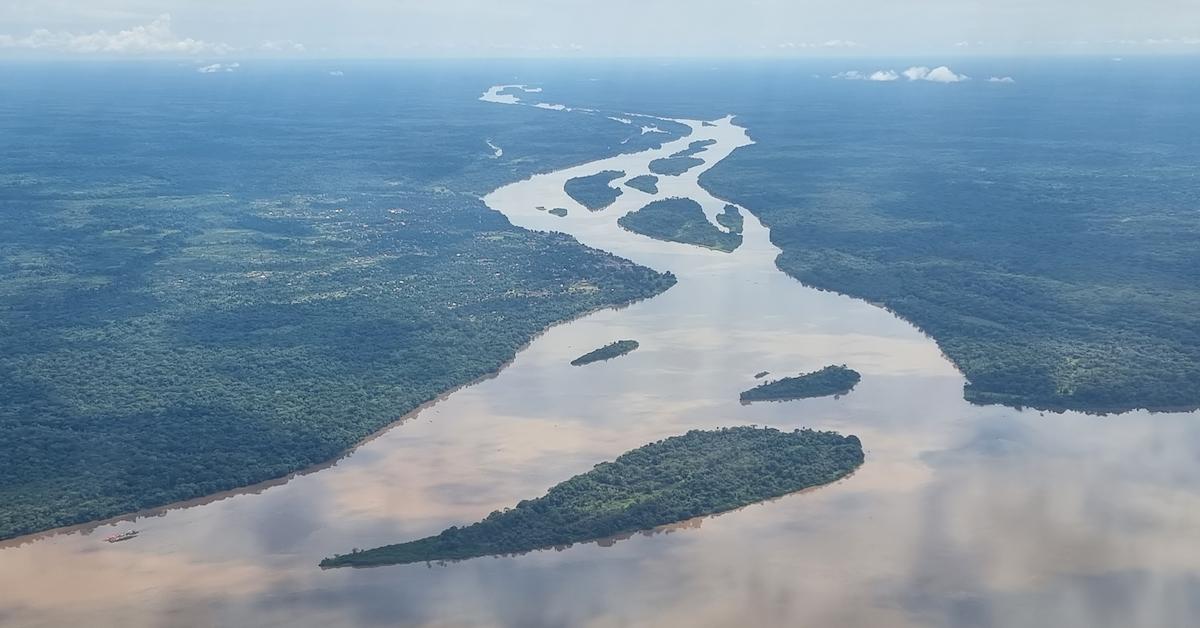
[{"x1": 1, "y1": 87, "x2": 1198, "y2": 628}]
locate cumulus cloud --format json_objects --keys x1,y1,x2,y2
[
  {"x1": 0, "y1": 14, "x2": 230, "y2": 55},
  {"x1": 197, "y1": 62, "x2": 239, "y2": 74},
  {"x1": 837, "y1": 65, "x2": 971, "y2": 84},
  {"x1": 987, "y1": 76, "x2": 1015, "y2": 83},
  {"x1": 903, "y1": 65, "x2": 969, "y2": 82},
  {"x1": 260, "y1": 40, "x2": 306, "y2": 53},
  {"x1": 329, "y1": 70, "x2": 344, "y2": 76}
]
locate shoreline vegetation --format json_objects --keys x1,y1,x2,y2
[
  {"x1": 618, "y1": 197, "x2": 742, "y2": 253},
  {"x1": 740, "y1": 365, "x2": 861, "y2": 403},
  {"x1": 571, "y1": 340, "x2": 640, "y2": 366},
  {"x1": 564, "y1": 170, "x2": 625, "y2": 211},
  {"x1": 320, "y1": 426, "x2": 864, "y2": 568}
]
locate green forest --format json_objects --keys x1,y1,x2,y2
[
  {"x1": 700, "y1": 94, "x2": 1200, "y2": 412},
  {"x1": 570, "y1": 340, "x2": 640, "y2": 366},
  {"x1": 618, "y1": 197, "x2": 742, "y2": 252},
  {"x1": 564, "y1": 170, "x2": 625, "y2": 211},
  {"x1": 740, "y1": 366, "x2": 861, "y2": 402},
  {"x1": 321, "y1": 426, "x2": 863, "y2": 567},
  {"x1": 0, "y1": 69, "x2": 685, "y2": 540}
]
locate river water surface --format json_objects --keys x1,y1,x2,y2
[{"x1": 2, "y1": 88, "x2": 1199, "y2": 628}]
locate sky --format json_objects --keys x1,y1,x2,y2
[{"x1": 0, "y1": 0, "x2": 1198, "y2": 58}]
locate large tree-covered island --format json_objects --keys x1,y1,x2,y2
[
  {"x1": 321, "y1": 426, "x2": 863, "y2": 568},
  {"x1": 564, "y1": 170, "x2": 625, "y2": 211},
  {"x1": 618, "y1": 197, "x2": 742, "y2": 252},
  {"x1": 741, "y1": 365, "x2": 861, "y2": 402}
]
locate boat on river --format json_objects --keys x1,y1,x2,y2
[{"x1": 104, "y1": 530, "x2": 139, "y2": 543}]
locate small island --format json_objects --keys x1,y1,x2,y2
[
  {"x1": 624, "y1": 174, "x2": 659, "y2": 195},
  {"x1": 570, "y1": 339, "x2": 639, "y2": 366},
  {"x1": 754, "y1": 371, "x2": 770, "y2": 379},
  {"x1": 320, "y1": 426, "x2": 863, "y2": 568},
  {"x1": 716, "y1": 204, "x2": 744, "y2": 234},
  {"x1": 740, "y1": 365, "x2": 861, "y2": 402},
  {"x1": 564, "y1": 170, "x2": 625, "y2": 211},
  {"x1": 618, "y1": 197, "x2": 742, "y2": 252},
  {"x1": 548, "y1": 207, "x2": 568, "y2": 217},
  {"x1": 648, "y1": 139, "x2": 716, "y2": 176}
]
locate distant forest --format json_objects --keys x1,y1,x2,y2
[{"x1": 695, "y1": 82, "x2": 1200, "y2": 412}]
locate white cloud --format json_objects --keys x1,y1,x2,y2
[
  {"x1": 260, "y1": 39, "x2": 306, "y2": 53},
  {"x1": 903, "y1": 65, "x2": 969, "y2": 82},
  {"x1": 197, "y1": 62, "x2": 238, "y2": 74},
  {"x1": 832, "y1": 70, "x2": 867, "y2": 80},
  {"x1": 328, "y1": 70, "x2": 344, "y2": 76},
  {"x1": 987, "y1": 76, "x2": 1015, "y2": 83},
  {"x1": 926, "y1": 65, "x2": 969, "y2": 82},
  {"x1": 0, "y1": 14, "x2": 230, "y2": 56},
  {"x1": 869, "y1": 70, "x2": 899, "y2": 81}
]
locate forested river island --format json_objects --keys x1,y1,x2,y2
[
  {"x1": 741, "y1": 365, "x2": 862, "y2": 402},
  {"x1": 321, "y1": 427, "x2": 863, "y2": 568}
]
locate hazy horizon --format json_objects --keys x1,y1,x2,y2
[{"x1": 2, "y1": 2, "x2": 1198, "y2": 60}]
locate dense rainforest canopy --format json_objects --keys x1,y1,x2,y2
[{"x1": 0, "y1": 68, "x2": 684, "y2": 540}]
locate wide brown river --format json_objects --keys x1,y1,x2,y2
[{"x1": 2, "y1": 88, "x2": 1198, "y2": 628}]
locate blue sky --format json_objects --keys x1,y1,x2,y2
[{"x1": 1, "y1": 1, "x2": 1198, "y2": 58}]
